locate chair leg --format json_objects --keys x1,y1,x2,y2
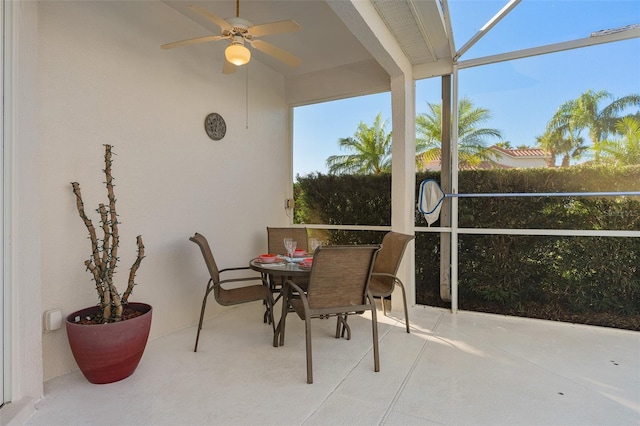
[
  {"x1": 278, "y1": 286, "x2": 290, "y2": 347},
  {"x1": 370, "y1": 300, "x2": 380, "y2": 373},
  {"x1": 268, "y1": 275, "x2": 285, "y2": 306},
  {"x1": 266, "y1": 295, "x2": 276, "y2": 337},
  {"x1": 396, "y1": 280, "x2": 410, "y2": 333},
  {"x1": 263, "y1": 302, "x2": 271, "y2": 324},
  {"x1": 194, "y1": 281, "x2": 213, "y2": 352},
  {"x1": 305, "y1": 317, "x2": 313, "y2": 384},
  {"x1": 335, "y1": 315, "x2": 351, "y2": 340},
  {"x1": 342, "y1": 315, "x2": 351, "y2": 340},
  {"x1": 381, "y1": 296, "x2": 388, "y2": 316}
]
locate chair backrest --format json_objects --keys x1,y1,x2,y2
[
  {"x1": 267, "y1": 227, "x2": 309, "y2": 254},
  {"x1": 372, "y1": 232, "x2": 415, "y2": 287},
  {"x1": 307, "y1": 245, "x2": 380, "y2": 310},
  {"x1": 189, "y1": 233, "x2": 221, "y2": 285}
]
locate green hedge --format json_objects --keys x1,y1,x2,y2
[{"x1": 295, "y1": 166, "x2": 640, "y2": 326}]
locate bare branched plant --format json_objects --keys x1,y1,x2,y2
[{"x1": 71, "y1": 144, "x2": 145, "y2": 323}]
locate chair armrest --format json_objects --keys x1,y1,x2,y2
[
  {"x1": 284, "y1": 279, "x2": 310, "y2": 312},
  {"x1": 219, "y1": 266, "x2": 252, "y2": 274},
  {"x1": 284, "y1": 279, "x2": 306, "y2": 295},
  {"x1": 218, "y1": 267, "x2": 263, "y2": 287},
  {"x1": 217, "y1": 275, "x2": 265, "y2": 289},
  {"x1": 371, "y1": 272, "x2": 396, "y2": 279},
  {"x1": 371, "y1": 272, "x2": 402, "y2": 284}
]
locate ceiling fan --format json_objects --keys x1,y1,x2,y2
[{"x1": 161, "y1": 0, "x2": 302, "y2": 74}]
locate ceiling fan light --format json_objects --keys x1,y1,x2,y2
[{"x1": 225, "y1": 44, "x2": 251, "y2": 66}]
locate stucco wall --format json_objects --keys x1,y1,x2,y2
[
  {"x1": 38, "y1": 1, "x2": 290, "y2": 381},
  {"x1": 494, "y1": 156, "x2": 547, "y2": 168}
]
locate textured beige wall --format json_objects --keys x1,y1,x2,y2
[{"x1": 37, "y1": 1, "x2": 290, "y2": 381}]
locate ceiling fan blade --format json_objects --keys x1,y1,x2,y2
[
  {"x1": 189, "y1": 5, "x2": 233, "y2": 32},
  {"x1": 249, "y1": 39, "x2": 301, "y2": 67},
  {"x1": 222, "y1": 59, "x2": 237, "y2": 74},
  {"x1": 161, "y1": 35, "x2": 225, "y2": 50},
  {"x1": 248, "y1": 20, "x2": 301, "y2": 37}
]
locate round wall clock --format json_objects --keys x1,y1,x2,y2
[{"x1": 204, "y1": 113, "x2": 226, "y2": 140}]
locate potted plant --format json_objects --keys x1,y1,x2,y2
[{"x1": 67, "y1": 144, "x2": 151, "y2": 384}]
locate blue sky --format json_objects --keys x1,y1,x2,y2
[{"x1": 293, "y1": 0, "x2": 640, "y2": 177}]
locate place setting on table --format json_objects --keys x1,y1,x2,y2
[
  {"x1": 249, "y1": 235, "x2": 325, "y2": 308},
  {"x1": 250, "y1": 237, "x2": 322, "y2": 273}
]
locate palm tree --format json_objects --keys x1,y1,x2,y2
[
  {"x1": 535, "y1": 131, "x2": 561, "y2": 167},
  {"x1": 326, "y1": 113, "x2": 392, "y2": 175},
  {"x1": 547, "y1": 89, "x2": 640, "y2": 163},
  {"x1": 495, "y1": 141, "x2": 513, "y2": 149},
  {"x1": 562, "y1": 136, "x2": 588, "y2": 167},
  {"x1": 599, "y1": 116, "x2": 640, "y2": 166},
  {"x1": 559, "y1": 121, "x2": 588, "y2": 167},
  {"x1": 535, "y1": 125, "x2": 589, "y2": 168},
  {"x1": 416, "y1": 97, "x2": 502, "y2": 169}
]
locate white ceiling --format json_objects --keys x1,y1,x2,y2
[
  {"x1": 162, "y1": 1, "x2": 379, "y2": 77},
  {"x1": 161, "y1": 0, "x2": 640, "y2": 105},
  {"x1": 162, "y1": 1, "x2": 451, "y2": 97}
]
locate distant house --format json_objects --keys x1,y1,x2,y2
[
  {"x1": 421, "y1": 145, "x2": 550, "y2": 171},
  {"x1": 489, "y1": 145, "x2": 550, "y2": 168}
]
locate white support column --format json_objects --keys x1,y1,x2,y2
[
  {"x1": 439, "y1": 75, "x2": 452, "y2": 301},
  {"x1": 0, "y1": 0, "x2": 44, "y2": 423},
  {"x1": 328, "y1": 0, "x2": 416, "y2": 312},
  {"x1": 390, "y1": 74, "x2": 416, "y2": 309},
  {"x1": 450, "y1": 65, "x2": 459, "y2": 313}
]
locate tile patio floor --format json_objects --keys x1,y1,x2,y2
[{"x1": 26, "y1": 303, "x2": 640, "y2": 425}]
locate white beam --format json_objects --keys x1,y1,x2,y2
[
  {"x1": 460, "y1": 27, "x2": 640, "y2": 69},
  {"x1": 455, "y1": 0, "x2": 522, "y2": 61},
  {"x1": 327, "y1": 0, "x2": 412, "y2": 78}
]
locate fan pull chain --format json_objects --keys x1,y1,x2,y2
[{"x1": 245, "y1": 64, "x2": 249, "y2": 129}]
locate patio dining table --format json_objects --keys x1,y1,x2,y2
[
  {"x1": 249, "y1": 257, "x2": 311, "y2": 347},
  {"x1": 249, "y1": 257, "x2": 311, "y2": 279}
]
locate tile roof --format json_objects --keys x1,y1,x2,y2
[{"x1": 490, "y1": 145, "x2": 548, "y2": 157}]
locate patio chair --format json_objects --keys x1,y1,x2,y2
[
  {"x1": 189, "y1": 233, "x2": 275, "y2": 352},
  {"x1": 278, "y1": 244, "x2": 381, "y2": 384},
  {"x1": 370, "y1": 231, "x2": 415, "y2": 333},
  {"x1": 267, "y1": 227, "x2": 309, "y2": 254},
  {"x1": 266, "y1": 227, "x2": 310, "y2": 295}
]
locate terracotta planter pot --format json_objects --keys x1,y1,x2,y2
[{"x1": 65, "y1": 302, "x2": 152, "y2": 384}]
